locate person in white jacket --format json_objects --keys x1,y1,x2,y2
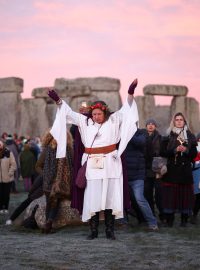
[
  {"x1": 0, "y1": 140, "x2": 17, "y2": 214},
  {"x1": 48, "y1": 79, "x2": 139, "y2": 240}
]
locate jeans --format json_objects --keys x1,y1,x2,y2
[
  {"x1": 129, "y1": 180, "x2": 157, "y2": 227},
  {"x1": 144, "y1": 177, "x2": 163, "y2": 217}
]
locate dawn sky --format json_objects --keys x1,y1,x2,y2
[{"x1": 0, "y1": 0, "x2": 200, "y2": 104}]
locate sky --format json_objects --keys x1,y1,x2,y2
[{"x1": 0, "y1": 0, "x2": 200, "y2": 105}]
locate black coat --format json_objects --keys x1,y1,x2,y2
[
  {"x1": 145, "y1": 130, "x2": 161, "y2": 178},
  {"x1": 124, "y1": 129, "x2": 146, "y2": 181},
  {"x1": 160, "y1": 130, "x2": 197, "y2": 184}
]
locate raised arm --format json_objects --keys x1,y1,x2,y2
[
  {"x1": 127, "y1": 78, "x2": 138, "y2": 106},
  {"x1": 47, "y1": 88, "x2": 86, "y2": 158},
  {"x1": 48, "y1": 89, "x2": 62, "y2": 105},
  {"x1": 113, "y1": 79, "x2": 139, "y2": 157},
  {"x1": 47, "y1": 88, "x2": 85, "y2": 125}
]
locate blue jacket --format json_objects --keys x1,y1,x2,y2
[{"x1": 124, "y1": 129, "x2": 146, "y2": 181}]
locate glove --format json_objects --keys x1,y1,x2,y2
[
  {"x1": 128, "y1": 78, "x2": 138, "y2": 95},
  {"x1": 48, "y1": 89, "x2": 62, "y2": 104}
]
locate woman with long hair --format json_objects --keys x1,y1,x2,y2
[
  {"x1": 37, "y1": 130, "x2": 73, "y2": 233},
  {"x1": 160, "y1": 112, "x2": 197, "y2": 227}
]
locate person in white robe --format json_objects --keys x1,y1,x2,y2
[{"x1": 48, "y1": 79, "x2": 139, "y2": 240}]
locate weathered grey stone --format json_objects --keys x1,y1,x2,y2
[
  {"x1": 46, "y1": 103, "x2": 57, "y2": 127},
  {"x1": 54, "y1": 81, "x2": 92, "y2": 97},
  {"x1": 32, "y1": 77, "x2": 120, "y2": 101},
  {"x1": 55, "y1": 77, "x2": 120, "y2": 92},
  {"x1": 135, "y1": 95, "x2": 156, "y2": 128},
  {"x1": 31, "y1": 86, "x2": 89, "y2": 99},
  {"x1": 91, "y1": 91, "x2": 122, "y2": 112},
  {"x1": 19, "y1": 98, "x2": 50, "y2": 137},
  {"x1": 0, "y1": 76, "x2": 200, "y2": 138},
  {"x1": 153, "y1": 105, "x2": 171, "y2": 135},
  {"x1": 143, "y1": 84, "x2": 188, "y2": 96},
  {"x1": 32, "y1": 87, "x2": 52, "y2": 98},
  {"x1": 69, "y1": 91, "x2": 122, "y2": 112},
  {"x1": 31, "y1": 78, "x2": 122, "y2": 118},
  {"x1": 0, "y1": 93, "x2": 22, "y2": 134},
  {"x1": 0, "y1": 77, "x2": 23, "y2": 93},
  {"x1": 171, "y1": 96, "x2": 200, "y2": 134},
  {"x1": 69, "y1": 95, "x2": 98, "y2": 112}
]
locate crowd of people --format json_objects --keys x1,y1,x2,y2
[
  {"x1": 0, "y1": 78, "x2": 200, "y2": 240},
  {"x1": 0, "y1": 133, "x2": 41, "y2": 216}
]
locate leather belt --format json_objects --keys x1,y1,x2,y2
[{"x1": 85, "y1": 144, "x2": 117, "y2": 154}]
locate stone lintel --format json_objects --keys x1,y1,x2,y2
[
  {"x1": 143, "y1": 84, "x2": 188, "y2": 96},
  {"x1": 0, "y1": 77, "x2": 23, "y2": 93},
  {"x1": 55, "y1": 77, "x2": 120, "y2": 92},
  {"x1": 32, "y1": 86, "x2": 92, "y2": 98},
  {"x1": 32, "y1": 87, "x2": 54, "y2": 98}
]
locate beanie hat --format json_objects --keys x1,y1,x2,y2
[
  {"x1": 145, "y1": 118, "x2": 157, "y2": 127},
  {"x1": 6, "y1": 134, "x2": 13, "y2": 140}
]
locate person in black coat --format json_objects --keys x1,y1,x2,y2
[
  {"x1": 124, "y1": 129, "x2": 158, "y2": 230},
  {"x1": 144, "y1": 119, "x2": 164, "y2": 222},
  {"x1": 160, "y1": 112, "x2": 197, "y2": 227}
]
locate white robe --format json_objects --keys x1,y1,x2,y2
[{"x1": 50, "y1": 98, "x2": 138, "y2": 221}]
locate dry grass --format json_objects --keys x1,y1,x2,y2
[{"x1": 0, "y1": 182, "x2": 200, "y2": 270}]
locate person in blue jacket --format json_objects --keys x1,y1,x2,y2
[{"x1": 124, "y1": 128, "x2": 158, "y2": 230}]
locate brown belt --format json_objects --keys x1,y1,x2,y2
[{"x1": 85, "y1": 144, "x2": 117, "y2": 154}]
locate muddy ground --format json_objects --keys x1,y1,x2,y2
[{"x1": 0, "y1": 183, "x2": 200, "y2": 270}]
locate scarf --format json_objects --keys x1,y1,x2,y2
[{"x1": 172, "y1": 126, "x2": 188, "y2": 144}]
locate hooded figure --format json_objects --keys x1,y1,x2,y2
[{"x1": 160, "y1": 112, "x2": 197, "y2": 227}]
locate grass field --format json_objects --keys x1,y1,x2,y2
[{"x1": 0, "y1": 182, "x2": 200, "y2": 270}]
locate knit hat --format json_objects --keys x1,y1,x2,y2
[
  {"x1": 145, "y1": 118, "x2": 157, "y2": 127},
  {"x1": 6, "y1": 134, "x2": 13, "y2": 140}
]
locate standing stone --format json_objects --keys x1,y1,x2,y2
[
  {"x1": 0, "y1": 93, "x2": 22, "y2": 135},
  {"x1": 19, "y1": 98, "x2": 50, "y2": 137},
  {"x1": 171, "y1": 96, "x2": 200, "y2": 134},
  {"x1": 0, "y1": 77, "x2": 23, "y2": 135},
  {"x1": 0, "y1": 77, "x2": 23, "y2": 93},
  {"x1": 135, "y1": 95, "x2": 156, "y2": 128},
  {"x1": 46, "y1": 103, "x2": 57, "y2": 127},
  {"x1": 154, "y1": 105, "x2": 171, "y2": 135}
]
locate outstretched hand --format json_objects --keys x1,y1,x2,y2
[
  {"x1": 47, "y1": 88, "x2": 62, "y2": 104},
  {"x1": 128, "y1": 78, "x2": 138, "y2": 95}
]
